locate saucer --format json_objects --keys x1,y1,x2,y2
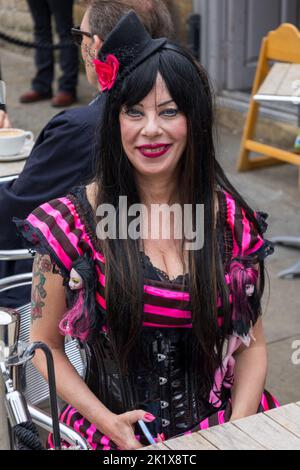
[{"x1": 0, "y1": 141, "x2": 35, "y2": 162}]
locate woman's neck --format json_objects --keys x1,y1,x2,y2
[{"x1": 135, "y1": 171, "x2": 180, "y2": 206}]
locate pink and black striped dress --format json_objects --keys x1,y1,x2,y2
[{"x1": 15, "y1": 186, "x2": 280, "y2": 450}]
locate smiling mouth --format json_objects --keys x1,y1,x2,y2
[{"x1": 137, "y1": 144, "x2": 173, "y2": 158}]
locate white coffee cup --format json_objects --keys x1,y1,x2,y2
[{"x1": 0, "y1": 128, "x2": 34, "y2": 156}]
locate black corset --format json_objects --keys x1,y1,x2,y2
[{"x1": 84, "y1": 328, "x2": 214, "y2": 441}]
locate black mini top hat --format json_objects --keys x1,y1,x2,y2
[{"x1": 95, "y1": 11, "x2": 168, "y2": 91}]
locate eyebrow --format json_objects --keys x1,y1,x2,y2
[{"x1": 136, "y1": 99, "x2": 175, "y2": 108}]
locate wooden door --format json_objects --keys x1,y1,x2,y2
[{"x1": 226, "y1": 0, "x2": 300, "y2": 90}]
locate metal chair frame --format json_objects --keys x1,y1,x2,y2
[{"x1": 0, "y1": 249, "x2": 89, "y2": 450}]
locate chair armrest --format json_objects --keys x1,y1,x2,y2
[
  {"x1": 0, "y1": 174, "x2": 18, "y2": 184},
  {"x1": 0, "y1": 273, "x2": 33, "y2": 292},
  {"x1": 0, "y1": 249, "x2": 33, "y2": 261},
  {"x1": 269, "y1": 236, "x2": 300, "y2": 248},
  {"x1": 28, "y1": 404, "x2": 92, "y2": 450}
]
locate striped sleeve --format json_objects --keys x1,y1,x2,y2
[
  {"x1": 224, "y1": 190, "x2": 275, "y2": 261},
  {"x1": 14, "y1": 197, "x2": 85, "y2": 276}
]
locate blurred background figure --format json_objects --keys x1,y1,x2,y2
[{"x1": 19, "y1": 0, "x2": 79, "y2": 107}]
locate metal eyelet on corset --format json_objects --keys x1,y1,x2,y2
[
  {"x1": 175, "y1": 410, "x2": 185, "y2": 418},
  {"x1": 159, "y1": 377, "x2": 168, "y2": 386},
  {"x1": 157, "y1": 354, "x2": 167, "y2": 362},
  {"x1": 172, "y1": 393, "x2": 184, "y2": 401},
  {"x1": 162, "y1": 419, "x2": 170, "y2": 427},
  {"x1": 160, "y1": 401, "x2": 169, "y2": 409},
  {"x1": 176, "y1": 422, "x2": 190, "y2": 430},
  {"x1": 171, "y1": 379, "x2": 181, "y2": 388}
]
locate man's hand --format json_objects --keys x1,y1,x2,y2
[{"x1": 0, "y1": 110, "x2": 12, "y2": 129}]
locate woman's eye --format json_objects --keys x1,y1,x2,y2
[
  {"x1": 124, "y1": 108, "x2": 143, "y2": 117},
  {"x1": 160, "y1": 108, "x2": 179, "y2": 117}
]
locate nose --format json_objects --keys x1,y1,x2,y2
[{"x1": 141, "y1": 115, "x2": 163, "y2": 137}]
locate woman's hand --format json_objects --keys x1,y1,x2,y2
[
  {"x1": 105, "y1": 410, "x2": 156, "y2": 450},
  {"x1": 0, "y1": 110, "x2": 12, "y2": 128}
]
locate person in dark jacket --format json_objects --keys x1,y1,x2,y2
[
  {"x1": 0, "y1": 0, "x2": 174, "y2": 307},
  {"x1": 0, "y1": 97, "x2": 104, "y2": 307}
]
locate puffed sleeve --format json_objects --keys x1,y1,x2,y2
[
  {"x1": 221, "y1": 190, "x2": 275, "y2": 339},
  {"x1": 224, "y1": 190, "x2": 275, "y2": 263},
  {"x1": 13, "y1": 196, "x2": 86, "y2": 278},
  {"x1": 13, "y1": 195, "x2": 104, "y2": 341}
]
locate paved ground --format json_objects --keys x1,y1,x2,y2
[{"x1": 1, "y1": 48, "x2": 300, "y2": 448}]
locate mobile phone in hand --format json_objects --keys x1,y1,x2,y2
[{"x1": 138, "y1": 420, "x2": 156, "y2": 445}]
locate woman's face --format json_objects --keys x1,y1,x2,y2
[{"x1": 119, "y1": 74, "x2": 187, "y2": 178}]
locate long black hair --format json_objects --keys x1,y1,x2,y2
[{"x1": 93, "y1": 42, "x2": 265, "y2": 399}]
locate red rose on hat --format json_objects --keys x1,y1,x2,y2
[{"x1": 93, "y1": 54, "x2": 119, "y2": 91}]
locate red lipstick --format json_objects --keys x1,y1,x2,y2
[{"x1": 137, "y1": 143, "x2": 172, "y2": 159}]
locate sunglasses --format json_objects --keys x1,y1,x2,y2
[{"x1": 71, "y1": 26, "x2": 93, "y2": 46}]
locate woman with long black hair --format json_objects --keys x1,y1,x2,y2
[{"x1": 15, "y1": 11, "x2": 279, "y2": 450}]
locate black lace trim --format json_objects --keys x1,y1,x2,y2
[
  {"x1": 67, "y1": 186, "x2": 101, "y2": 252},
  {"x1": 216, "y1": 189, "x2": 233, "y2": 266},
  {"x1": 67, "y1": 186, "x2": 190, "y2": 286},
  {"x1": 255, "y1": 211, "x2": 269, "y2": 234},
  {"x1": 249, "y1": 239, "x2": 275, "y2": 263},
  {"x1": 65, "y1": 187, "x2": 273, "y2": 283},
  {"x1": 140, "y1": 252, "x2": 189, "y2": 286},
  {"x1": 13, "y1": 217, "x2": 69, "y2": 279},
  {"x1": 216, "y1": 189, "x2": 274, "y2": 266}
]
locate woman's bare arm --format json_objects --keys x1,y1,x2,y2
[
  {"x1": 30, "y1": 253, "x2": 115, "y2": 435},
  {"x1": 230, "y1": 317, "x2": 267, "y2": 420},
  {"x1": 30, "y1": 253, "x2": 150, "y2": 449}
]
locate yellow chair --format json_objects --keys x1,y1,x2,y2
[{"x1": 237, "y1": 23, "x2": 300, "y2": 189}]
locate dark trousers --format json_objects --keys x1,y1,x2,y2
[{"x1": 27, "y1": 0, "x2": 78, "y2": 95}]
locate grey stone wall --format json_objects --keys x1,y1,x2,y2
[{"x1": 0, "y1": 0, "x2": 34, "y2": 51}]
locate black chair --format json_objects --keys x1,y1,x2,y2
[{"x1": 270, "y1": 236, "x2": 300, "y2": 278}]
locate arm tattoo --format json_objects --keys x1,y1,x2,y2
[{"x1": 31, "y1": 254, "x2": 52, "y2": 323}]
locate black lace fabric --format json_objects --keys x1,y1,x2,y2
[
  {"x1": 13, "y1": 217, "x2": 68, "y2": 279},
  {"x1": 140, "y1": 252, "x2": 189, "y2": 286},
  {"x1": 68, "y1": 186, "x2": 190, "y2": 286},
  {"x1": 63, "y1": 186, "x2": 273, "y2": 288}
]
